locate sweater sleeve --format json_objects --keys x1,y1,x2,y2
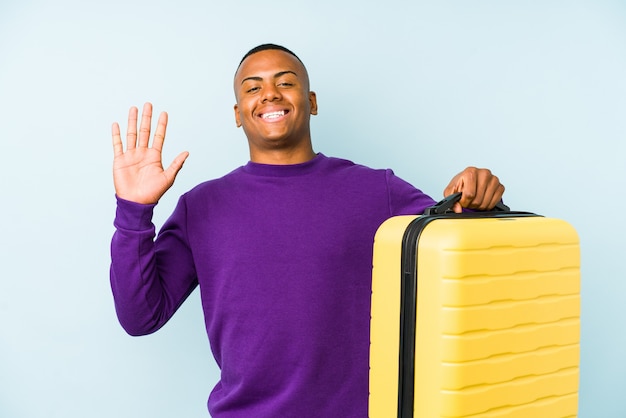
[
  {"x1": 385, "y1": 169, "x2": 437, "y2": 216},
  {"x1": 110, "y1": 195, "x2": 198, "y2": 336}
]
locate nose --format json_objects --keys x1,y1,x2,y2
[{"x1": 261, "y1": 83, "x2": 282, "y2": 102}]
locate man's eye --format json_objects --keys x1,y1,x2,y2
[
  {"x1": 246, "y1": 86, "x2": 260, "y2": 93},
  {"x1": 278, "y1": 82, "x2": 293, "y2": 87}
]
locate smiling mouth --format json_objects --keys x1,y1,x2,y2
[{"x1": 260, "y1": 110, "x2": 288, "y2": 120}]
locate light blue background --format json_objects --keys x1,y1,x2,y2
[{"x1": 1, "y1": 1, "x2": 624, "y2": 417}]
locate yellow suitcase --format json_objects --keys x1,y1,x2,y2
[{"x1": 369, "y1": 194, "x2": 580, "y2": 417}]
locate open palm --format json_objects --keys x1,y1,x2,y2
[{"x1": 112, "y1": 103, "x2": 189, "y2": 204}]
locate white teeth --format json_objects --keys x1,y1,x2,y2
[{"x1": 262, "y1": 111, "x2": 285, "y2": 119}]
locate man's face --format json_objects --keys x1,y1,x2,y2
[{"x1": 233, "y1": 49, "x2": 318, "y2": 154}]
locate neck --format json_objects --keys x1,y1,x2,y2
[{"x1": 249, "y1": 146, "x2": 316, "y2": 165}]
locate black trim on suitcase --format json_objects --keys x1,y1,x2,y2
[
  {"x1": 397, "y1": 200, "x2": 537, "y2": 418},
  {"x1": 398, "y1": 215, "x2": 437, "y2": 418}
]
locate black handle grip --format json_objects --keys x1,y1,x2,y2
[{"x1": 423, "y1": 192, "x2": 510, "y2": 215}]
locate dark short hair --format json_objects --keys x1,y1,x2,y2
[{"x1": 238, "y1": 44, "x2": 304, "y2": 68}]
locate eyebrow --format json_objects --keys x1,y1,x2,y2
[{"x1": 240, "y1": 70, "x2": 298, "y2": 85}]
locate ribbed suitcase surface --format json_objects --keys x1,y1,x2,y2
[{"x1": 369, "y1": 211, "x2": 580, "y2": 418}]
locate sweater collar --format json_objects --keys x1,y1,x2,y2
[{"x1": 242, "y1": 153, "x2": 326, "y2": 177}]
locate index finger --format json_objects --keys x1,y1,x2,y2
[{"x1": 151, "y1": 111, "x2": 168, "y2": 152}]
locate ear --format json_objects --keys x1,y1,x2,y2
[
  {"x1": 234, "y1": 104, "x2": 242, "y2": 127},
  {"x1": 309, "y1": 91, "x2": 318, "y2": 115}
]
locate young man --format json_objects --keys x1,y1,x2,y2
[{"x1": 110, "y1": 44, "x2": 504, "y2": 417}]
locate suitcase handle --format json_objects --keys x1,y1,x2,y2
[{"x1": 424, "y1": 192, "x2": 510, "y2": 215}]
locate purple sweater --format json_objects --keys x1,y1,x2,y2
[{"x1": 110, "y1": 154, "x2": 436, "y2": 417}]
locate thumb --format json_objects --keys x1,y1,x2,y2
[{"x1": 164, "y1": 151, "x2": 190, "y2": 182}]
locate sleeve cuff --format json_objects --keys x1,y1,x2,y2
[{"x1": 114, "y1": 195, "x2": 157, "y2": 231}]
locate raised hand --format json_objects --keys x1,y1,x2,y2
[
  {"x1": 443, "y1": 167, "x2": 505, "y2": 213},
  {"x1": 112, "y1": 103, "x2": 189, "y2": 204}
]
